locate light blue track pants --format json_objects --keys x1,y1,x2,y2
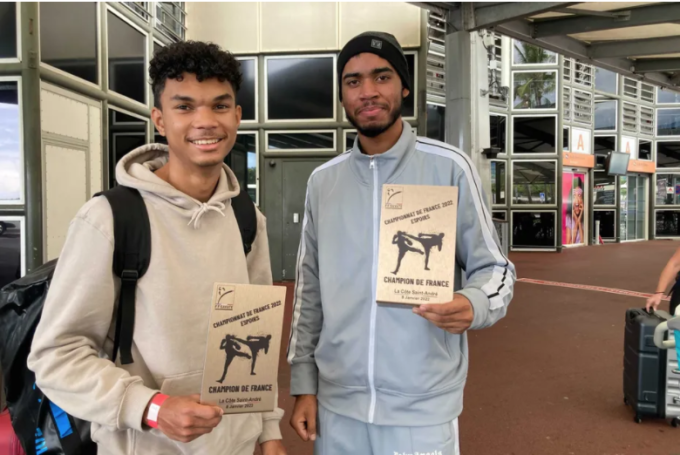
[{"x1": 314, "y1": 404, "x2": 461, "y2": 455}]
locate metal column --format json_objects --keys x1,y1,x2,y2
[
  {"x1": 444, "y1": 28, "x2": 492, "y2": 207},
  {"x1": 21, "y1": 2, "x2": 43, "y2": 271}
]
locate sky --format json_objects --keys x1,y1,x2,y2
[{"x1": 0, "y1": 102, "x2": 21, "y2": 202}]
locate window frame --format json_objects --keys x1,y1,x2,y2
[
  {"x1": 122, "y1": 2, "x2": 151, "y2": 22},
  {"x1": 594, "y1": 99, "x2": 618, "y2": 133},
  {"x1": 655, "y1": 139, "x2": 680, "y2": 170},
  {"x1": 108, "y1": 106, "x2": 150, "y2": 188},
  {"x1": 0, "y1": 2, "x2": 21, "y2": 63},
  {"x1": 594, "y1": 208, "x2": 617, "y2": 240},
  {"x1": 265, "y1": 129, "x2": 337, "y2": 153},
  {"x1": 154, "y1": 2, "x2": 186, "y2": 42},
  {"x1": 489, "y1": 112, "x2": 508, "y2": 155},
  {"x1": 510, "y1": 159, "x2": 558, "y2": 207},
  {"x1": 343, "y1": 129, "x2": 357, "y2": 152},
  {"x1": 264, "y1": 54, "x2": 337, "y2": 123},
  {"x1": 511, "y1": 39, "x2": 558, "y2": 67},
  {"x1": 654, "y1": 209, "x2": 680, "y2": 239},
  {"x1": 511, "y1": 114, "x2": 558, "y2": 156},
  {"x1": 510, "y1": 69, "x2": 559, "y2": 112},
  {"x1": 236, "y1": 56, "x2": 259, "y2": 125},
  {"x1": 593, "y1": 170, "x2": 618, "y2": 208},
  {"x1": 490, "y1": 159, "x2": 508, "y2": 207},
  {"x1": 510, "y1": 209, "x2": 557, "y2": 251},
  {"x1": 38, "y1": 2, "x2": 102, "y2": 89},
  {"x1": 594, "y1": 67, "x2": 618, "y2": 95},
  {"x1": 655, "y1": 173, "x2": 680, "y2": 208},
  {"x1": 403, "y1": 50, "x2": 418, "y2": 121},
  {"x1": 234, "y1": 130, "x2": 259, "y2": 206},
  {"x1": 638, "y1": 138, "x2": 653, "y2": 162},
  {"x1": 0, "y1": 215, "x2": 26, "y2": 278},
  {"x1": 106, "y1": 5, "x2": 149, "y2": 108},
  {"x1": 0, "y1": 76, "x2": 24, "y2": 206},
  {"x1": 657, "y1": 87, "x2": 680, "y2": 105},
  {"x1": 656, "y1": 107, "x2": 680, "y2": 138}
]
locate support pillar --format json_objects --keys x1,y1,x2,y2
[
  {"x1": 21, "y1": 2, "x2": 43, "y2": 271},
  {"x1": 444, "y1": 28, "x2": 492, "y2": 207}
]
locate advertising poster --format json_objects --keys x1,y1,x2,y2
[{"x1": 562, "y1": 173, "x2": 585, "y2": 246}]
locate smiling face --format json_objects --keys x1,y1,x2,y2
[
  {"x1": 151, "y1": 72, "x2": 241, "y2": 170},
  {"x1": 573, "y1": 193, "x2": 583, "y2": 217},
  {"x1": 341, "y1": 53, "x2": 409, "y2": 138}
]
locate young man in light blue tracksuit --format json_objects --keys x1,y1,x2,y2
[{"x1": 288, "y1": 31, "x2": 516, "y2": 455}]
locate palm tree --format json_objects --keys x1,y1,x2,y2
[{"x1": 513, "y1": 42, "x2": 557, "y2": 109}]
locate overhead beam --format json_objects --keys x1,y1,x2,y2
[
  {"x1": 552, "y1": 7, "x2": 630, "y2": 18},
  {"x1": 589, "y1": 36, "x2": 680, "y2": 59},
  {"x1": 633, "y1": 58, "x2": 680, "y2": 73},
  {"x1": 467, "y1": 2, "x2": 577, "y2": 31},
  {"x1": 533, "y1": 3, "x2": 680, "y2": 38},
  {"x1": 493, "y1": 19, "x2": 675, "y2": 90},
  {"x1": 408, "y1": 2, "x2": 446, "y2": 16}
]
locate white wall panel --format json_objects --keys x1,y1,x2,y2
[
  {"x1": 187, "y1": 2, "x2": 259, "y2": 54},
  {"x1": 41, "y1": 89, "x2": 89, "y2": 141},
  {"x1": 339, "y1": 2, "x2": 421, "y2": 48},
  {"x1": 261, "y1": 2, "x2": 338, "y2": 52},
  {"x1": 45, "y1": 144, "x2": 88, "y2": 260}
]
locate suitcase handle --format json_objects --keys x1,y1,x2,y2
[{"x1": 654, "y1": 321, "x2": 677, "y2": 350}]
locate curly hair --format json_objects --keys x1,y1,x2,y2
[{"x1": 149, "y1": 41, "x2": 242, "y2": 109}]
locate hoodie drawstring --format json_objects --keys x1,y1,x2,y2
[{"x1": 188, "y1": 202, "x2": 226, "y2": 229}]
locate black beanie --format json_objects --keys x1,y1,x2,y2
[{"x1": 337, "y1": 31, "x2": 410, "y2": 101}]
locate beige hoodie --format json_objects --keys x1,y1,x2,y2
[{"x1": 27, "y1": 144, "x2": 283, "y2": 455}]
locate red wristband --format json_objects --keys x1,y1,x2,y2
[{"x1": 146, "y1": 393, "x2": 169, "y2": 429}]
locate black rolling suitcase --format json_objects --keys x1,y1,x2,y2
[{"x1": 623, "y1": 308, "x2": 679, "y2": 427}]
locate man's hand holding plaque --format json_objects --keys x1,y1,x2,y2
[{"x1": 413, "y1": 294, "x2": 474, "y2": 334}]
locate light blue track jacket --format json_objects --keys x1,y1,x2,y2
[{"x1": 287, "y1": 120, "x2": 516, "y2": 426}]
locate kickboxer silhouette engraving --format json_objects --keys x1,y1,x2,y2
[
  {"x1": 391, "y1": 231, "x2": 445, "y2": 275},
  {"x1": 217, "y1": 334, "x2": 272, "y2": 382}
]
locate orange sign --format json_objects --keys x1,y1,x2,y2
[
  {"x1": 627, "y1": 159, "x2": 655, "y2": 174},
  {"x1": 563, "y1": 152, "x2": 595, "y2": 168}
]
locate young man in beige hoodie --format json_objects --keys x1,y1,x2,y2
[{"x1": 27, "y1": 41, "x2": 286, "y2": 455}]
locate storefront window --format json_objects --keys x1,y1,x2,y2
[
  {"x1": 594, "y1": 172, "x2": 616, "y2": 206},
  {"x1": 656, "y1": 210, "x2": 680, "y2": 237},
  {"x1": 512, "y1": 161, "x2": 556, "y2": 205},
  {"x1": 512, "y1": 211, "x2": 556, "y2": 249},
  {"x1": 594, "y1": 210, "x2": 616, "y2": 239},
  {"x1": 656, "y1": 174, "x2": 680, "y2": 206}
]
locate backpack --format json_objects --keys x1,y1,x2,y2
[{"x1": 0, "y1": 186, "x2": 257, "y2": 455}]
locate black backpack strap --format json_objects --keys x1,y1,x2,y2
[
  {"x1": 231, "y1": 189, "x2": 257, "y2": 255},
  {"x1": 95, "y1": 186, "x2": 151, "y2": 365}
]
